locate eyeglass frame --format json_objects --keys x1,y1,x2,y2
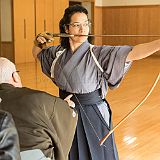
[{"x1": 67, "y1": 20, "x2": 91, "y2": 28}]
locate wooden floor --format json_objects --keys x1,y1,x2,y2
[{"x1": 16, "y1": 55, "x2": 160, "y2": 160}]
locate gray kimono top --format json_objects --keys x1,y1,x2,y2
[{"x1": 38, "y1": 40, "x2": 132, "y2": 98}]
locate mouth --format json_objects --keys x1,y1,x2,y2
[
  {"x1": 45, "y1": 32, "x2": 89, "y2": 38},
  {"x1": 73, "y1": 34, "x2": 89, "y2": 37}
]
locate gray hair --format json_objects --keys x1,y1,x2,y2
[{"x1": 0, "y1": 57, "x2": 17, "y2": 83}]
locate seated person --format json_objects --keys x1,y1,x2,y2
[
  {"x1": 0, "y1": 110, "x2": 21, "y2": 160},
  {"x1": 0, "y1": 57, "x2": 78, "y2": 160}
]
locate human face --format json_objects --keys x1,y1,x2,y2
[{"x1": 66, "y1": 12, "x2": 90, "y2": 43}]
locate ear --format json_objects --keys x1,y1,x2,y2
[
  {"x1": 64, "y1": 25, "x2": 69, "y2": 33},
  {"x1": 12, "y1": 72, "x2": 21, "y2": 83}
]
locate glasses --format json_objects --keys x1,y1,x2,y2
[{"x1": 68, "y1": 21, "x2": 91, "y2": 28}]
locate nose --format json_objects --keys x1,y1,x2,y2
[
  {"x1": 78, "y1": 23, "x2": 83, "y2": 29},
  {"x1": 79, "y1": 24, "x2": 87, "y2": 32}
]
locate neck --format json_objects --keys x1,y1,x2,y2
[
  {"x1": 69, "y1": 40, "x2": 83, "y2": 53},
  {"x1": 71, "y1": 43, "x2": 83, "y2": 53},
  {"x1": 9, "y1": 79, "x2": 22, "y2": 88}
]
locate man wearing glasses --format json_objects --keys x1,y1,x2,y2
[{"x1": 0, "y1": 57, "x2": 77, "y2": 160}]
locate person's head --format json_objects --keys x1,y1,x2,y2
[
  {"x1": 59, "y1": 4, "x2": 91, "y2": 48},
  {"x1": 0, "y1": 57, "x2": 22, "y2": 87}
]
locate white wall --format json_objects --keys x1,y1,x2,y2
[
  {"x1": 95, "y1": 0, "x2": 160, "y2": 6},
  {"x1": 1, "y1": 0, "x2": 12, "y2": 41}
]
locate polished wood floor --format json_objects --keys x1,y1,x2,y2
[{"x1": 16, "y1": 55, "x2": 160, "y2": 160}]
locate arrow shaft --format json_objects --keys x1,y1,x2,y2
[{"x1": 49, "y1": 33, "x2": 160, "y2": 37}]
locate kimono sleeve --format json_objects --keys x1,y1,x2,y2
[
  {"x1": 99, "y1": 45, "x2": 133, "y2": 89},
  {"x1": 37, "y1": 46, "x2": 58, "y2": 77}
]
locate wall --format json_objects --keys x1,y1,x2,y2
[
  {"x1": 1, "y1": 0, "x2": 12, "y2": 42},
  {"x1": 94, "y1": 2, "x2": 160, "y2": 55},
  {"x1": 0, "y1": 0, "x2": 14, "y2": 61},
  {"x1": 94, "y1": 6, "x2": 102, "y2": 45},
  {"x1": 95, "y1": 0, "x2": 160, "y2": 6}
]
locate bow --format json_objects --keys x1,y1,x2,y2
[
  {"x1": 100, "y1": 73, "x2": 160, "y2": 145},
  {"x1": 56, "y1": 56, "x2": 160, "y2": 149},
  {"x1": 39, "y1": 32, "x2": 160, "y2": 148}
]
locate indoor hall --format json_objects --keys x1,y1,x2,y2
[{"x1": 1, "y1": 0, "x2": 160, "y2": 159}]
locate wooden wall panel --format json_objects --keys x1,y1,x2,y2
[
  {"x1": 35, "y1": 0, "x2": 54, "y2": 34},
  {"x1": 53, "y1": 0, "x2": 69, "y2": 45},
  {"x1": 13, "y1": 0, "x2": 68, "y2": 63},
  {"x1": 13, "y1": 0, "x2": 26, "y2": 63},
  {"x1": 94, "y1": 5, "x2": 160, "y2": 55},
  {"x1": 25, "y1": 0, "x2": 35, "y2": 62},
  {"x1": 13, "y1": 0, "x2": 35, "y2": 63},
  {"x1": 103, "y1": 6, "x2": 160, "y2": 46},
  {"x1": 1, "y1": 42, "x2": 14, "y2": 61},
  {"x1": 94, "y1": 7, "x2": 103, "y2": 45},
  {"x1": 35, "y1": 0, "x2": 54, "y2": 47},
  {"x1": 35, "y1": 0, "x2": 46, "y2": 33}
]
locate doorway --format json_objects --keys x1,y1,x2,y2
[{"x1": 0, "y1": 0, "x2": 14, "y2": 62}]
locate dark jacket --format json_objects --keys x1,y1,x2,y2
[
  {"x1": 0, "y1": 83, "x2": 77, "y2": 160},
  {"x1": 0, "y1": 110, "x2": 21, "y2": 160}
]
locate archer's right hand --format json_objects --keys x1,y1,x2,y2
[{"x1": 34, "y1": 32, "x2": 54, "y2": 49}]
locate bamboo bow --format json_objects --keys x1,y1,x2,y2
[
  {"x1": 99, "y1": 73, "x2": 160, "y2": 145},
  {"x1": 39, "y1": 32, "x2": 160, "y2": 147}
]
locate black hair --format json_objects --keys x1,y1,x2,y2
[{"x1": 59, "y1": 4, "x2": 89, "y2": 49}]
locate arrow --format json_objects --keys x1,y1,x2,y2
[{"x1": 46, "y1": 33, "x2": 160, "y2": 37}]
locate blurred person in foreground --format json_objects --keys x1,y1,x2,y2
[{"x1": 0, "y1": 57, "x2": 78, "y2": 160}]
